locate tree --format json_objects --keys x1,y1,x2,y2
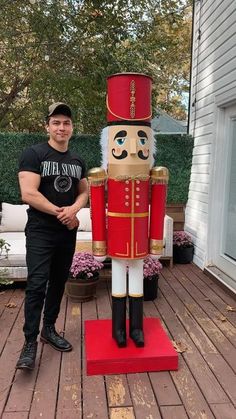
[{"x1": 0, "y1": 0, "x2": 192, "y2": 133}]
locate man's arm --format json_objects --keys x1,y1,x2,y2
[
  {"x1": 56, "y1": 178, "x2": 89, "y2": 225},
  {"x1": 18, "y1": 171, "x2": 61, "y2": 216}
]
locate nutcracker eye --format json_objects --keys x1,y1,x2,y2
[
  {"x1": 115, "y1": 137, "x2": 127, "y2": 146},
  {"x1": 138, "y1": 130, "x2": 148, "y2": 147},
  {"x1": 114, "y1": 130, "x2": 127, "y2": 147},
  {"x1": 139, "y1": 138, "x2": 147, "y2": 146}
]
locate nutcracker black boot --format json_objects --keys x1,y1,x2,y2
[
  {"x1": 112, "y1": 296, "x2": 127, "y2": 347},
  {"x1": 129, "y1": 296, "x2": 144, "y2": 347}
]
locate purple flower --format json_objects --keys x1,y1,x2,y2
[
  {"x1": 70, "y1": 252, "x2": 104, "y2": 280},
  {"x1": 143, "y1": 256, "x2": 163, "y2": 278},
  {"x1": 173, "y1": 231, "x2": 193, "y2": 247}
]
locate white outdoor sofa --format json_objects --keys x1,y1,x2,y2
[{"x1": 0, "y1": 203, "x2": 173, "y2": 280}]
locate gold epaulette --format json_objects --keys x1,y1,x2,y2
[
  {"x1": 150, "y1": 167, "x2": 169, "y2": 184},
  {"x1": 88, "y1": 167, "x2": 107, "y2": 186}
]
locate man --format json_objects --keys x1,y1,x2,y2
[{"x1": 16, "y1": 102, "x2": 88, "y2": 370}]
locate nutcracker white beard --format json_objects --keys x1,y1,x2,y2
[{"x1": 100, "y1": 125, "x2": 156, "y2": 178}]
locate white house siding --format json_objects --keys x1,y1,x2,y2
[{"x1": 187, "y1": 0, "x2": 236, "y2": 269}]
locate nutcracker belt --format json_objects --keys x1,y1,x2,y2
[{"x1": 107, "y1": 212, "x2": 149, "y2": 218}]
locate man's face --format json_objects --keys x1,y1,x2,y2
[
  {"x1": 46, "y1": 114, "x2": 73, "y2": 144},
  {"x1": 108, "y1": 125, "x2": 152, "y2": 172}
]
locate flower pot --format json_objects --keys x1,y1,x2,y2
[
  {"x1": 144, "y1": 274, "x2": 159, "y2": 301},
  {"x1": 65, "y1": 274, "x2": 100, "y2": 302},
  {"x1": 173, "y1": 245, "x2": 194, "y2": 264}
]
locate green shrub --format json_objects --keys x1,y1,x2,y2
[
  {"x1": 0, "y1": 132, "x2": 193, "y2": 204},
  {"x1": 154, "y1": 134, "x2": 193, "y2": 203}
]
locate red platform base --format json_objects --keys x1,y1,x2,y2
[{"x1": 85, "y1": 318, "x2": 178, "y2": 375}]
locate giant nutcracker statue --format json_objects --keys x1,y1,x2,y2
[{"x1": 88, "y1": 73, "x2": 169, "y2": 348}]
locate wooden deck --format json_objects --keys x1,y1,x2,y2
[{"x1": 0, "y1": 263, "x2": 236, "y2": 419}]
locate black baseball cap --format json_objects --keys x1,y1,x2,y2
[{"x1": 47, "y1": 102, "x2": 72, "y2": 118}]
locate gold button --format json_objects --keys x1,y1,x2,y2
[
  {"x1": 125, "y1": 187, "x2": 129, "y2": 192},
  {"x1": 136, "y1": 180, "x2": 140, "y2": 184},
  {"x1": 125, "y1": 195, "x2": 129, "y2": 199},
  {"x1": 136, "y1": 195, "x2": 140, "y2": 199},
  {"x1": 135, "y1": 202, "x2": 140, "y2": 206},
  {"x1": 136, "y1": 187, "x2": 140, "y2": 191},
  {"x1": 125, "y1": 180, "x2": 129, "y2": 184},
  {"x1": 125, "y1": 202, "x2": 129, "y2": 206}
]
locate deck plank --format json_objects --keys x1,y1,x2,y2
[
  {"x1": 143, "y1": 301, "x2": 183, "y2": 407},
  {"x1": 180, "y1": 264, "x2": 236, "y2": 311},
  {"x1": 1, "y1": 412, "x2": 29, "y2": 419},
  {"x1": 161, "y1": 267, "x2": 236, "y2": 372},
  {"x1": 157, "y1": 280, "x2": 230, "y2": 405},
  {"x1": 149, "y1": 371, "x2": 182, "y2": 407},
  {"x1": 160, "y1": 405, "x2": 189, "y2": 419},
  {"x1": 109, "y1": 407, "x2": 135, "y2": 419},
  {"x1": 159, "y1": 269, "x2": 236, "y2": 406},
  {"x1": 171, "y1": 357, "x2": 215, "y2": 419},
  {"x1": 1, "y1": 264, "x2": 236, "y2": 418},
  {"x1": 173, "y1": 264, "x2": 236, "y2": 346},
  {"x1": 189, "y1": 264, "x2": 236, "y2": 307},
  {"x1": 0, "y1": 289, "x2": 24, "y2": 355},
  {"x1": 56, "y1": 298, "x2": 82, "y2": 419},
  {"x1": 127, "y1": 372, "x2": 162, "y2": 419},
  {"x1": 82, "y1": 295, "x2": 109, "y2": 419},
  {"x1": 210, "y1": 402, "x2": 236, "y2": 419},
  {"x1": 106, "y1": 375, "x2": 132, "y2": 407},
  {"x1": 0, "y1": 289, "x2": 15, "y2": 317},
  {"x1": 0, "y1": 291, "x2": 30, "y2": 417},
  {"x1": 27, "y1": 296, "x2": 67, "y2": 419}
]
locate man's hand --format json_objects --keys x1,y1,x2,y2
[
  {"x1": 67, "y1": 217, "x2": 80, "y2": 230},
  {"x1": 56, "y1": 206, "x2": 77, "y2": 225}
]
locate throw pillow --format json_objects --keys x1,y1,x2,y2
[{"x1": 0, "y1": 202, "x2": 28, "y2": 232}]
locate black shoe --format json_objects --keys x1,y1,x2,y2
[
  {"x1": 40, "y1": 325, "x2": 72, "y2": 352},
  {"x1": 16, "y1": 341, "x2": 38, "y2": 370}
]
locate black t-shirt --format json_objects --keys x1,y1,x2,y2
[{"x1": 18, "y1": 142, "x2": 86, "y2": 228}]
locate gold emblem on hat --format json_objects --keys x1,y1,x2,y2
[{"x1": 130, "y1": 80, "x2": 136, "y2": 118}]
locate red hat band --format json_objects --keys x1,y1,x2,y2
[{"x1": 106, "y1": 73, "x2": 152, "y2": 123}]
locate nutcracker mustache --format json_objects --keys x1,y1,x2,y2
[
  {"x1": 138, "y1": 150, "x2": 149, "y2": 160},
  {"x1": 112, "y1": 149, "x2": 149, "y2": 160},
  {"x1": 112, "y1": 149, "x2": 128, "y2": 159}
]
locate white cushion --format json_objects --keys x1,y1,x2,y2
[
  {"x1": 76, "y1": 207, "x2": 92, "y2": 231},
  {"x1": 0, "y1": 204, "x2": 92, "y2": 233},
  {"x1": 76, "y1": 231, "x2": 92, "y2": 240},
  {"x1": 0, "y1": 203, "x2": 28, "y2": 232},
  {"x1": 0, "y1": 231, "x2": 92, "y2": 257}
]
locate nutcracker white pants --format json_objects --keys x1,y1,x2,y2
[{"x1": 111, "y1": 258, "x2": 143, "y2": 297}]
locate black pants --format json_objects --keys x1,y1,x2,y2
[{"x1": 23, "y1": 223, "x2": 77, "y2": 341}]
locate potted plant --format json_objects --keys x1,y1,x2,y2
[
  {"x1": 0, "y1": 239, "x2": 10, "y2": 258},
  {"x1": 65, "y1": 252, "x2": 104, "y2": 302},
  {"x1": 173, "y1": 231, "x2": 194, "y2": 264},
  {"x1": 143, "y1": 256, "x2": 163, "y2": 301},
  {"x1": 0, "y1": 240, "x2": 13, "y2": 287}
]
